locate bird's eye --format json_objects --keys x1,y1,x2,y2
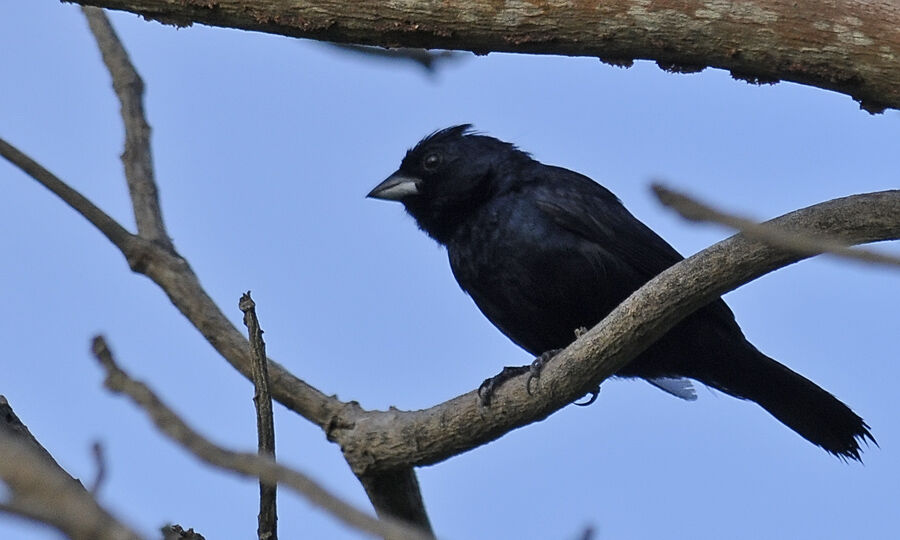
[{"x1": 422, "y1": 152, "x2": 442, "y2": 171}]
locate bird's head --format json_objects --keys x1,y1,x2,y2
[{"x1": 368, "y1": 125, "x2": 529, "y2": 243}]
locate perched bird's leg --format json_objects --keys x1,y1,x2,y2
[
  {"x1": 478, "y1": 365, "x2": 531, "y2": 406},
  {"x1": 525, "y1": 349, "x2": 563, "y2": 395},
  {"x1": 568, "y1": 327, "x2": 601, "y2": 405},
  {"x1": 528, "y1": 327, "x2": 599, "y2": 406},
  {"x1": 480, "y1": 327, "x2": 591, "y2": 405}
]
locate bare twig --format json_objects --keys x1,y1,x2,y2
[
  {"x1": 0, "y1": 137, "x2": 133, "y2": 250},
  {"x1": 83, "y1": 7, "x2": 172, "y2": 249},
  {"x1": 90, "y1": 441, "x2": 108, "y2": 495},
  {"x1": 653, "y1": 184, "x2": 900, "y2": 268},
  {"x1": 239, "y1": 292, "x2": 278, "y2": 540},
  {"x1": 89, "y1": 336, "x2": 433, "y2": 540},
  {"x1": 0, "y1": 398, "x2": 141, "y2": 540}
]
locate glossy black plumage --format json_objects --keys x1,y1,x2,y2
[{"x1": 368, "y1": 125, "x2": 873, "y2": 460}]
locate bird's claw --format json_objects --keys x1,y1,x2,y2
[
  {"x1": 478, "y1": 365, "x2": 530, "y2": 406},
  {"x1": 480, "y1": 348, "x2": 589, "y2": 405},
  {"x1": 477, "y1": 379, "x2": 496, "y2": 406},
  {"x1": 573, "y1": 386, "x2": 601, "y2": 406},
  {"x1": 525, "y1": 349, "x2": 562, "y2": 395}
]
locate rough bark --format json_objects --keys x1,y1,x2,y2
[{"x1": 70, "y1": 0, "x2": 900, "y2": 112}]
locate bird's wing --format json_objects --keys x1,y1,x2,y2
[
  {"x1": 531, "y1": 165, "x2": 745, "y2": 353},
  {"x1": 532, "y1": 166, "x2": 685, "y2": 282}
]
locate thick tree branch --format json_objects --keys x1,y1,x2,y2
[
  {"x1": 70, "y1": 0, "x2": 900, "y2": 112},
  {"x1": 327, "y1": 190, "x2": 900, "y2": 474},
  {"x1": 0, "y1": 398, "x2": 142, "y2": 540},
  {"x1": 0, "y1": 434, "x2": 143, "y2": 540},
  {"x1": 90, "y1": 336, "x2": 433, "y2": 540},
  {"x1": 358, "y1": 471, "x2": 433, "y2": 533},
  {"x1": 0, "y1": 396, "x2": 78, "y2": 478}
]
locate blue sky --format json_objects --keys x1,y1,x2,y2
[{"x1": 2, "y1": 3, "x2": 898, "y2": 539}]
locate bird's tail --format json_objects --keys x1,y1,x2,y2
[{"x1": 707, "y1": 345, "x2": 874, "y2": 461}]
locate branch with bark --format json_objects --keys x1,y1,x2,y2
[
  {"x1": 0, "y1": 397, "x2": 142, "y2": 540},
  {"x1": 71, "y1": 0, "x2": 900, "y2": 112}
]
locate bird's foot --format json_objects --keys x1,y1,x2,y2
[
  {"x1": 478, "y1": 344, "x2": 600, "y2": 406},
  {"x1": 478, "y1": 365, "x2": 531, "y2": 406},
  {"x1": 569, "y1": 327, "x2": 600, "y2": 405},
  {"x1": 525, "y1": 349, "x2": 563, "y2": 395},
  {"x1": 526, "y1": 346, "x2": 600, "y2": 406}
]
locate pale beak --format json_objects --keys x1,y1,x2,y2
[{"x1": 367, "y1": 172, "x2": 420, "y2": 200}]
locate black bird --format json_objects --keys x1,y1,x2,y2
[{"x1": 368, "y1": 125, "x2": 873, "y2": 461}]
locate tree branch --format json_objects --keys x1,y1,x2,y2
[
  {"x1": 70, "y1": 0, "x2": 900, "y2": 112},
  {"x1": 83, "y1": 6, "x2": 173, "y2": 248},
  {"x1": 0, "y1": 397, "x2": 142, "y2": 540},
  {"x1": 239, "y1": 293, "x2": 278, "y2": 540},
  {"x1": 358, "y1": 470, "x2": 433, "y2": 533},
  {"x1": 0, "y1": 396, "x2": 78, "y2": 478},
  {"x1": 90, "y1": 336, "x2": 433, "y2": 540},
  {"x1": 0, "y1": 137, "x2": 133, "y2": 250},
  {"x1": 0, "y1": 137, "x2": 338, "y2": 428},
  {"x1": 327, "y1": 190, "x2": 900, "y2": 474},
  {"x1": 653, "y1": 184, "x2": 900, "y2": 268}
]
